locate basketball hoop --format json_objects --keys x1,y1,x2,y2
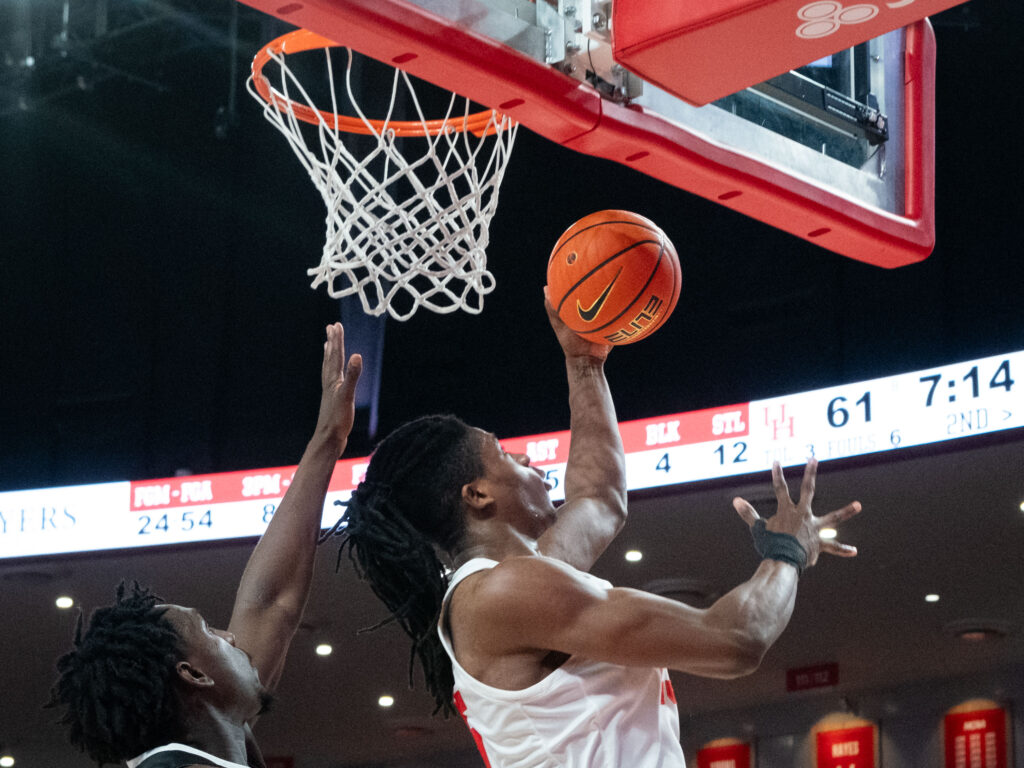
[{"x1": 247, "y1": 29, "x2": 518, "y2": 320}]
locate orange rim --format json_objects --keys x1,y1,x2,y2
[{"x1": 251, "y1": 29, "x2": 506, "y2": 137}]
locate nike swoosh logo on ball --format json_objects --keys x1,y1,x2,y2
[{"x1": 576, "y1": 268, "x2": 622, "y2": 322}]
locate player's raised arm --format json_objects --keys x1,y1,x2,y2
[
  {"x1": 227, "y1": 322, "x2": 362, "y2": 692},
  {"x1": 537, "y1": 290, "x2": 627, "y2": 571},
  {"x1": 480, "y1": 460, "x2": 860, "y2": 677}
]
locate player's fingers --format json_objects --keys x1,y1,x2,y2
[
  {"x1": 335, "y1": 322, "x2": 346, "y2": 364},
  {"x1": 771, "y1": 461, "x2": 792, "y2": 504},
  {"x1": 542, "y1": 287, "x2": 561, "y2": 323},
  {"x1": 322, "y1": 323, "x2": 343, "y2": 384},
  {"x1": 321, "y1": 324, "x2": 335, "y2": 372},
  {"x1": 820, "y1": 500, "x2": 862, "y2": 528},
  {"x1": 341, "y1": 354, "x2": 363, "y2": 400},
  {"x1": 820, "y1": 538, "x2": 858, "y2": 557},
  {"x1": 732, "y1": 497, "x2": 761, "y2": 527},
  {"x1": 799, "y1": 458, "x2": 817, "y2": 506}
]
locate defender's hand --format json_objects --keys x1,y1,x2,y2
[
  {"x1": 314, "y1": 322, "x2": 363, "y2": 455},
  {"x1": 544, "y1": 287, "x2": 612, "y2": 362},
  {"x1": 732, "y1": 459, "x2": 861, "y2": 568}
]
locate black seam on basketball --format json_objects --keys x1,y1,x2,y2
[
  {"x1": 554, "y1": 239, "x2": 662, "y2": 318},
  {"x1": 547, "y1": 220, "x2": 663, "y2": 267},
  {"x1": 585, "y1": 240, "x2": 668, "y2": 334},
  {"x1": 659, "y1": 251, "x2": 682, "y2": 332},
  {"x1": 635, "y1": 244, "x2": 680, "y2": 338}
]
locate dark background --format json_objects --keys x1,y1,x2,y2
[{"x1": 1, "y1": 1, "x2": 1020, "y2": 494}]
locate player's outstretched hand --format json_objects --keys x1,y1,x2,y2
[
  {"x1": 731, "y1": 459, "x2": 861, "y2": 568},
  {"x1": 543, "y1": 287, "x2": 611, "y2": 362},
  {"x1": 314, "y1": 322, "x2": 363, "y2": 456}
]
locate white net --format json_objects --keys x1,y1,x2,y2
[{"x1": 247, "y1": 40, "x2": 518, "y2": 320}]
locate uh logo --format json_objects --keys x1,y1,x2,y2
[{"x1": 764, "y1": 404, "x2": 796, "y2": 440}]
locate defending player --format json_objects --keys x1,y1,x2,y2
[
  {"x1": 49, "y1": 323, "x2": 362, "y2": 768},
  {"x1": 338, "y1": 294, "x2": 861, "y2": 767}
]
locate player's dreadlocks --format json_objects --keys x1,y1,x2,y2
[
  {"x1": 47, "y1": 581, "x2": 184, "y2": 766},
  {"x1": 336, "y1": 414, "x2": 483, "y2": 717}
]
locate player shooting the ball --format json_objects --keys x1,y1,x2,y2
[
  {"x1": 336, "y1": 291, "x2": 861, "y2": 767},
  {"x1": 49, "y1": 323, "x2": 362, "y2": 768}
]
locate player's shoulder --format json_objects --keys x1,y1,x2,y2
[
  {"x1": 462, "y1": 555, "x2": 599, "y2": 611},
  {"x1": 484, "y1": 553, "x2": 581, "y2": 582}
]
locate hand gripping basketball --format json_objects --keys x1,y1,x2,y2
[{"x1": 543, "y1": 288, "x2": 611, "y2": 362}]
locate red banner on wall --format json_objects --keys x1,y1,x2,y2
[
  {"x1": 816, "y1": 725, "x2": 876, "y2": 768},
  {"x1": 944, "y1": 708, "x2": 1007, "y2": 768},
  {"x1": 697, "y1": 742, "x2": 751, "y2": 768}
]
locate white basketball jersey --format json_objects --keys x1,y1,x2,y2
[{"x1": 438, "y1": 558, "x2": 686, "y2": 768}]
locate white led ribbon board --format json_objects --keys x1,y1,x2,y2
[{"x1": 1, "y1": 350, "x2": 1019, "y2": 560}]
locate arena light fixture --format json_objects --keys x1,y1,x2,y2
[{"x1": 944, "y1": 619, "x2": 1011, "y2": 642}]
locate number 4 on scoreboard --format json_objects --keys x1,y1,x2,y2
[{"x1": 991, "y1": 360, "x2": 1015, "y2": 391}]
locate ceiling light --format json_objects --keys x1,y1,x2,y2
[
  {"x1": 819, "y1": 527, "x2": 837, "y2": 540},
  {"x1": 624, "y1": 550, "x2": 643, "y2": 562},
  {"x1": 958, "y1": 630, "x2": 991, "y2": 642},
  {"x1": 378, "y1": 695, "x2": 395, "y2": 707},
  {"x1": 925, "y1": 594, "x2": 940, "y2": 603},
  {"x1": 943, "y1": 618, "x2": 1011, "y2": 642},
  {"x1": 1019, "y1": 500, "x2": 1024, "y2": 513},
  {"x1": 1, "y1": 756, "x2": 14, "y2": 767},
  {"x1": 55, "y1": 595, "x2": 74, "y2": 609},
  {"x1": 315, "y1": 644, "x2": 333, "y2": 656}
]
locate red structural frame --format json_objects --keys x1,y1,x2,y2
[{"x1": 238, "y1": 0, "x2": 935, "y2": 268}]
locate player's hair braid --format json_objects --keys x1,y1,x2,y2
[
  {"x1": 47, "y1": 581, "x2": 184, "y2": 766},
  {"x1": 338, "y1": 414, "x2": 483, "y2": 717}
]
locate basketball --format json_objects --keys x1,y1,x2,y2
[{"x1": 546, "y1": 210, "x2": 681, "y2": 345}]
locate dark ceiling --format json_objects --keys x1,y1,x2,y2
[{"x1": 1, "y1": 1, "x2": 1022, "y2": 767}]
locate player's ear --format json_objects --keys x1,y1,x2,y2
[
  {"x1": 176, "y1": 661, "x2": 215, "y2": 689},
  {"x1": 461, "y1": 478, "x2": 494, "y2": 514}
]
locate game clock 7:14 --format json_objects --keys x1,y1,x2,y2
[{"x1": 919, "y1": 360, "x2": 1014, "y2": 406}]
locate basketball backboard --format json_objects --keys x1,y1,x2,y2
[{"x1": 238, "y1": 0, "x2": 937, "y2": 269}]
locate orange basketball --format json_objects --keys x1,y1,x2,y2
[{"x1": 546, "y1": 210, "x2": 681, "y2": 345}]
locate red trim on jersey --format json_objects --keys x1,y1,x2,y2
[
  {"x1": 454, "y1": 690, "x2": 493, "y2": 768},
  {"x1": 661, "y1": 678, "x2": 677, "y2": 705}
]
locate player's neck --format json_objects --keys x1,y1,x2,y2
[
  {"x1": 452, "y1": 524, "x2": 540, "y2": 569},
  {"x1": 178, "y1": 707, "x2": 249, "y2": 766}
]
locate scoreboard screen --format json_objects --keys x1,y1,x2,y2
[{"x1": 1, "y1": 350, "x2": 1019, "y2": 560}]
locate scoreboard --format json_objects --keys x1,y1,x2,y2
[{"x1": 1, "y1": 350, "x2": 1019, "y2": 560}]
